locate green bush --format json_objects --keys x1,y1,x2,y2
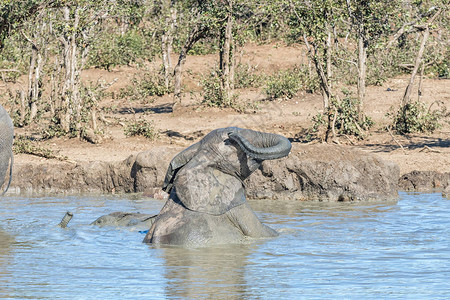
[
  {"x1": 390, "y1": 100, "x2": 446, "y2": 134},
  {"x1": 303, "y1": 95, "x2": 374, "y2": 141},
  {"x1": 234, "y1": 63, "x2": 264, "y2": 88},
  {"x1": 264, "y1": 66, "x2": 319, "y2": 100},
  {"x1": 332, "y1": 97, "x2": 374, "y2": 136},
  {"x1": 264, "y1": 69, "x2": 301, "y2": 99},
  {"x1": 88, "y1": 30, "x2": 151, "y2": 70},
  {"x1": 201, "y1": 69, "x2": 236, "y2": 108},
  {"x1": 13, "y1": 135, "x2": 65, "y2": 160},
  {"x1": 124, "y1": 118, "x2": 159, "y2": 140},
  {"x1": 120, "y1": 70, "x2": 170, "y2": 101}
]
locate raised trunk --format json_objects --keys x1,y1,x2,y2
[{"x1": 228, "y1": 131, "x2": 291, "y2": 160}]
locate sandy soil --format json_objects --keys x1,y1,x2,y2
[{"x1": 4, "y1": 43, "x2": 449, "y2": 176}]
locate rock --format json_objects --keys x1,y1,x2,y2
[
  {"x1": 245, "y1": 144, "x2": 399, "y2": 202},
  {"x1": 133, "y1": 147, "x2": 180, "y2": 193},
  {"x1": 82, "y1": 128, "x2": 103, "y2": 144},
  {"x1": 398, "y1": 171, "x2": 450, "y2": 192},
  {"x1": 443, "y1": 185, "x2": 450, "y2": 199},
  {"x1": 12, "y1": 156, "x2": 137, "y2": 194}
]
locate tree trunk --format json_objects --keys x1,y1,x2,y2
[
  {"x1": 220, "y1": 4, "x2": 233, "y2": 104},
  {"x1": 161, "y1": 33, "x2": 170, "y2": 89},
  {"x1": 23, "y1": 23, "x2": 44, "y2": 125},
  {"x1": 162, "y1": 1, "x2": 176, "y2": 89},
  {"x1": 401, "y1": 8, "x2": 441, "y2": 106},
  {"x1": 70, "y1": 7, "x2": 81, "y2": 134},
  {"x1": 418, "y1": 62, "x2": 424, "y2": 101},
  {"x1": 230, "y1": 40, "x2": 235, "y2": 90},
  {"x1": 30, "y1": 49, "x2": 42, "y2": 122},
  {"x1": 326, "y1": 28, "x2": 332, "y2": 89},
  {"x1": 357, "y1": 29, "x2": 367, "y2": 122},
  {"x1": 60, "y1": 6, "x2": 71, "y2": 133},
  {"x1": 168, "y1": 6, "x2": 176, "y2": 69},
  {"x1": 302, "y1": 33, "x2": 331, "y2": 110},
  {"x1": 173, "y1": 25, "x2": 204, "y2": 107},
  {"x1": 27, "y1": 42, "x2": 37, "y2": 122},
  {"x1": 402, "y1": 27, "x2": 430, "y2": 106},
  {"x1": 58, "y1": 5, "x2": 83, "y2": 134}
]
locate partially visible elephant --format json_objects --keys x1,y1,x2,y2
[
  {"x1": 143, "y1": 127, "x2": 291, "y2": 247},
  {"x1": 0, "y1": 104, "x2": 13, "y2": 195},
  {"x1": 92, "y1": 212, "x2": 157, "y2": 231}
]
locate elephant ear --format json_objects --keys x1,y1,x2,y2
[
  {"x1": 162, "y1": 142, "x2": 201, "y2": 193},
  {"x1": 174, "y1": 152, "x2": 246, "y2": 215}
]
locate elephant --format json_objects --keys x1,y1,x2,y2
[
  {"x1": 91, "y1": 212, "x2": 157, "y2": 231},
  {"x1": 142, "y1": 127, "x2": 292, "y2": 247},
  {"x1": 0, "y1": 104, "x2": 13, "y2": 196}
]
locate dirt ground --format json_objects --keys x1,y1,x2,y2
[{"x1": 4, "y1": 43, "x2": 449, "y2": 176}]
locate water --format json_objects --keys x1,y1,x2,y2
[{"x1": 0, "y1": 192, "x2": 449, "y2": 299}]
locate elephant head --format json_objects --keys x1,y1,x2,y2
[
  {"x1": 144, "y1": 127, "x2": 291, "y2": 246},
  {"x1": 0, "y1": 104, "x2": 14, "y2": 195}
]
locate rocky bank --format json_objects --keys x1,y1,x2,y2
[{"x1": 8, "y1": 143, "x2": 421, "y2": 201}]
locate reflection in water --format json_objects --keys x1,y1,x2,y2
[
  {"x1": 0, "y1": 228, "x2": 13, "y2": 296},
  {"x1": 158, "y1": 244, "x2": 253, "y2": 299}
]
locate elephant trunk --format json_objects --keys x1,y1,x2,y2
[{"x1": 228, "y1": 131, "x2": 291, "y2": 160}]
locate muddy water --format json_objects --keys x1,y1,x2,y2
[{"x1": 0, "y1": 192, "x2": 448, "y2": 299}]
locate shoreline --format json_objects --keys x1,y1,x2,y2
[{"x1": 8, "y1": 143, "x2": 450, "y2": 199}]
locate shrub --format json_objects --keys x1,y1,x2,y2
[
  {"x1": 389, "y1": 100, "x2": 446, "y2": 134},
  {"x1": 302, "y1": 94, "x2": 374, "y2": 142},
  {"x1": 120, "y1": 70, "x2": 170, "y2": 102},
  {"x1": 13, "y1": 135, "x2": 65, "y2": 160},
  {"x1": 332, "y1": 96, "x2": 374, "y2": 136},
  {"x1": 88, "y1": 30, "x2": 151, "y2": 70},
  {"x1": 124, "y1": 118, "x2": 159, "y2": 140},
  {"x1": 264, "y1": 66, "x2": 319, "y2": 100},
  {"x1": 234, "y1": 63, "x2": 264, "y2": 88},
  {"x1": 201, "y1": 69, "x2": 236, "y2": 108}
]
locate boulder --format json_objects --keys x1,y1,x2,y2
[
  {"x1": 245, "y1": 144, "x2": 399, "y2": 201},
  {"x1": 12, "y1": 156, "x2": 136, "y2": 194},
  {"x1": 398, "y1": 171, "x2": 450, "y2": 192},
  {"x1": 133, "y1": 147, "x2": 179, "y2": 194}
]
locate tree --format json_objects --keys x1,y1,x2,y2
[
  {"x1": 0, "y1": 0, "x2": 44, "y2": 50},
  {"x1": 288, "y1": 0, "x2": 337, "y2": 110},
  {"x1": 161, "y1": 0, "x2": 177, "y2": 90},
  {"x1": 172, "y1": 0, "x2": 223, "y2": 107},
  {"x1": 344, "y1": 0, "x2": 397, "y2": 122},
  {"x1": 401, "y1": 7, "x2": 442, "y2": 106},
  {"x1": 48, "y1": 2, "x2": 111, "y2": 135}
]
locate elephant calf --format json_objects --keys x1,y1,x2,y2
[
  {"x1": 143, "y1": 127, "x2": 291, "y2": 247},
  {"x1": 0, "y1": 104, "x2": 13, "y2": 195}
]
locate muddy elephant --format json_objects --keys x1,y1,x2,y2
[
  {"x1": 0, "y1": 104, "x2": 13, "y2": 195},
  {"x1": 143, "y1": 127, "x2": 291, "y2": 247}
]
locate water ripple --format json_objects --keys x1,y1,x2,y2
[{"x1": 0, "y1": 192, "x2": 449, "y2": 299}]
